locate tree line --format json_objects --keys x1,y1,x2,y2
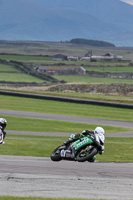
[{"x1": 69, "y1": 38, "x2": 115, "y2": 47}]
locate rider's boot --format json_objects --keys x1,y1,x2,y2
[{"x1": 88, "y1": 156, "x2": 96, "y2": 162}]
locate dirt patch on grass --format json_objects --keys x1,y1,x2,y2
[
  {"x1": 0, "y1": 83, "x2": 133, "y2": 96},
  {"x1": 46, "y1": 83, "x2": 133, "y2": 96}
]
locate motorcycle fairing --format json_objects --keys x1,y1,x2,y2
[{"x1": 73, "y1": 136, "x2": 93, "y2": 150}]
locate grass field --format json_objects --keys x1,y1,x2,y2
[
  {"x1": 0, "y1": 55, "x2": 52, "y2": 62},
  {"x1": 0, "y1": 64, "x2": 19, "y2": 71},
  {"x1": 0, "y1": 54, "x2": 131, "y2": 66},
  {"x1": 0, "y1": 53, "x2": 133, "y2": 84},
  {"x1": 2, "y1": 115, "x2": 132, "y2": 133},
  {"x1": 0, "y1": 95, "x2": 133, "y2": 121},
  {"x1": 0, "y1": 94, "x2": 133, "y2": 162},
  {"x1": 53, "y1": 75, "x2": 133, "y2": 84},
  {"x1": 0, "y1": 63, "x2": 45, "y2": 82},
  {"x1": 1, "y1": 66, "x2": 133, "y2": 83},
  {"x1": 84, "y1": 66, "x2": 133, "y2": 73},
  {"x1": 0, "y1": 73, "x2": 44, "y2": 82},
  {"x1": 0, "y1": 135, "x2": 132, "y2": 162}
]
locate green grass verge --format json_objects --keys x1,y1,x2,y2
[
  {"x1": 29, "y1": 91, "x2": 133, "y2": 104},
  {"x1": 53, "y1": 75, "x2": 133, "y2": 84},
  {"x1": 3, "y1": 89, "x2": 133, "y2": 104},
  {"x1": 1, "y1": 135, "x2": 133, "y2": 162},
  {"x1": 0, "y1": 95, "x2": 133, "y2": 122},
  {"x1": 2, "y1": 115, "x2": 132, "y2": 133},
  {"x1": 97, "y1": 137, "x2": 133, "y2": 162}
]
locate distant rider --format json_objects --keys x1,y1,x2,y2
[
  {"x1": 61, "y1": 126, "x2": 105, "y2": 161},
  {"x1": 0, "y1": 118, "x2": 7, "y2": 144}
]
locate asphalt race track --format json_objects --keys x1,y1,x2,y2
[
  {"x1": 0, "y1": 109, "x2": 133, "y2": 199},
  {"x1": 0, "y1": 155, "x2": 133, "y2": 199}
]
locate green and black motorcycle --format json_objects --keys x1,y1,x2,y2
[{"x1": 50, "y1": 133, "x2": 98, "y2": 162}]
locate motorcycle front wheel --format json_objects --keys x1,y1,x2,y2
[
  {"x1": 76, "y1": 147, "x2": 97, "y2": 162},
  {"x1": 50, "y1": 146, "x2": 62, "y2": 161}
]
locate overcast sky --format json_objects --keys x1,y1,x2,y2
[{"x1": 121, "y1": 0, "x2": 133, "y2": 5}]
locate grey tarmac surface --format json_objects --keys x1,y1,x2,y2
[
  {"x1": 0, "y1": 109, "x2": 133, "y2": 199},
  {"x1": 7, "y1": 130, "x2": 133, "y2": 137},
  {"x1": 0, "y1": 155, "x2": 133, "y2": 200},
  {"x1": 1, "y1": 109, "x2": 133, "y2": 137},
  {"x1": 1, "y1": 109, "x2": 133, "y2": 128}
]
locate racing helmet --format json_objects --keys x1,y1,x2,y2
[
  {"x1": 94, "y1": 127, "x2": 105, "y2": 135},
  {"x1": 0, "y1": 118, "x2": 7, "y2": 130}
]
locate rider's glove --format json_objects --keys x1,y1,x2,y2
[
  {"x1": 82, "y1": 130, "x2": 94, "y2": 136},
  {"x1": 89, "y1": 134, "x2": 95, "y2": 140},
  {"x1": 98, "y1": 145, "x2": 105, "y2": 152},
  {"x1": 74, "y1": 133, "x2": 80, "y2": 139},
  {"x1": 70, "y1": 133, "x2": 80, "y2": 139},
  {"x1": 70, "y1": 134, "x2": 76, "y2": 139},
  {"x1": 99, "y1": 146, "x2": 105, "y2": 155},
  {"x1": 82, "y1": 130, "x2": 89, "y2": 135}
]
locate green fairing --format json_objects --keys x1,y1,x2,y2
[{"x1": 73, "y1": 136, "x2": 93, "y2": 150}]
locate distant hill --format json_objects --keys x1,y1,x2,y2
[{"x1": 0, "y1": 0, "x2": 133, "y2": 46}]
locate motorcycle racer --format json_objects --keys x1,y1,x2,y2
[
  {"x1": 61, "y1": 127, "x2": 105, "y2": 161},
  {"x1": 81, "y1": 127, "x2": 105, "y2": 154},
  {"x1": 0, "y1": 118, "x2": 7, "y2": 144}
]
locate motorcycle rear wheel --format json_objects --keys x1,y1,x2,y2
[
  {"x1": 76, "y1": 147, "x2": 97, "y2": 162},
  {"x1": 50, "y1": 146, "x2": 62, "y2": 161}
]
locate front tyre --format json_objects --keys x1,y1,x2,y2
[
  {"x1": 76, "y1": 147, "x2": 97, "y2": 162},
  {"x1": 50, "y1": 146, "x2": 62, "y2": 161}
]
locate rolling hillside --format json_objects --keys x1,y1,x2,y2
[{"x1": 0, "y1": 0, "x2": 133, "y2": 46}]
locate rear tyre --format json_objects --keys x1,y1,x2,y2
[
  {"x1": 50, "y1": 146, "x2": 62, "y2": 161},
  {"x1": 76, "y1": 147, "x2": 97, "y2": 162}
]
